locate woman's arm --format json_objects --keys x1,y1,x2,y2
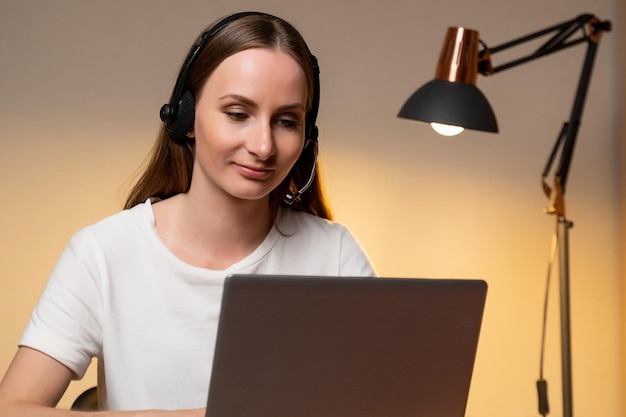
[{"x1": 0, "y1": 347, "x2": 204, "y2": 417}]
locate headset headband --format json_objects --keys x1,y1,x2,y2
[{"x1": 159, "y1": 12, "x2": 320, "y2": 145}]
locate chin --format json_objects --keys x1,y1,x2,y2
[{"x1": 229, "y1": 188, "x2": 274, "y2": 202}]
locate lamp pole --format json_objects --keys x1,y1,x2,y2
[{"x1": 558, "y1": 217, "x2": 574, "y2": 417}]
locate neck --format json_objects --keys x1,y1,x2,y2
[{"x1": 152, "y1": 192, "x2": 275, "y2": 270}]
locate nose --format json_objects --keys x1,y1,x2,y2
[{"x1": 246, "y1": 119, "x2": 276, "y2": 161}]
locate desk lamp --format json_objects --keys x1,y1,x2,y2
[{"x1": 398, "y1": 13, "x2": 612, "y2": 417}]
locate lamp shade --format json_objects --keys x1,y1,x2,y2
[
  {"x1": 398, "y1": 27, "x2": 499, "y2": 133},
  {"x1": 398, "y1": 79, "x2": 498, "y2": 133}
]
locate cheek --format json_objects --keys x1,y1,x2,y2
[
  {"x1": 282, "y1": 139, "x2": 305, "y2": 169},
  {"x1": 194, "y1": 115, "x2": 232, "y2": 155}
]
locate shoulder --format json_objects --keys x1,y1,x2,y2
[
  {"x1": 277, "y1": 210, "x2": 371, "y2": 254},
  {"x1": 267, "y1": 208, "x2": 376, "y2": 277},
  {"x1": 277, "y1": 208, "x2": 350, "y2": 238},
  {"x1": 67, "y1": 200, "x2": 153, "y2": 253},
  {"x1": 91, "y1": 200, "x2": 149, "y2": 231}
]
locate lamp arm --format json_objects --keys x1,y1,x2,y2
[
  {"x1": 538, "y1": 38, "x2": 602, "y2": 218},
  {"x1": 478, "y1": 14, "x2": 610, "y2": 76},
  {"x1": 553, "y1": 39, "x2": 600, "y2": 193},
  {"x1": 477, "y1": 14, "x2": 611, "y2": 214}
]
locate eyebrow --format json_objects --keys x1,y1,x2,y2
[{"x1": 220, "y1": 94, "x2": 306, "y2": 112}]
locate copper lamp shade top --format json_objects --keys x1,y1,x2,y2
[
  {"x1": 398, "y1": 26, "x2": 498, "y2": 133},
  {"x1": 436, "y1": 27, "x2": 480, "y2": 84}
]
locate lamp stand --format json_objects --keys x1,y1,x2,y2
[{"x1": 557, "y1": 216, "x2": 574, "y2": 417}]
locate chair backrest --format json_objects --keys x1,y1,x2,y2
[{"x1": 71, "y1": 386, "x2": 98, "y2": 411}]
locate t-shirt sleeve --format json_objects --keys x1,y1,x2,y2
[
  {"x1": 19, "y1": 229, "x2": 103, "y2": 379},
  {"x1": 338, "y1": 226, "x2": 377, "y2": 277}
]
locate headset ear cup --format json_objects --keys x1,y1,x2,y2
[
  {"x1": 166, "y1": 90, "x2": 196, "y2": 143},
  {"x1": 307, "y1": 125, "x2": 319, "y2": 145}
]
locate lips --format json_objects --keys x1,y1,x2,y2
[{"x1": 234, "y1": 163, "x2": 274, "y2": 180}]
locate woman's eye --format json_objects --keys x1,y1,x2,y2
[
  {"x1": 275, "y1": 118, "x2": 301, "y2": 129},
  {"x1": 225, "y1": 111, "x2": 248, "y2": 121}
]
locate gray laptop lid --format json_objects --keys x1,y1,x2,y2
[{"x1": 206, "y1": 275, "x2": 487, "y2": 417}]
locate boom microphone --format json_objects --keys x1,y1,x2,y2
[{"x1": 284, "y1": 138, "x2": 318, "y2": 205}]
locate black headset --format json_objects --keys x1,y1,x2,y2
[
  {"x1": 158, "y1": 11, "x2": 320, "y2": 204},
  {"x1": 159, "y1": 11, "x2": 320, "y2": 145}
]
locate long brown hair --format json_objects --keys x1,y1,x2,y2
[{"x1": 124, "y1": 13, "x2": 332, "y2": 220}]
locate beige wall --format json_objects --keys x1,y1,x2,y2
[{"x1": 0, "y1": 0, "x2": 622, "y2": 416}]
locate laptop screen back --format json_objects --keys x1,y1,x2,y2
[{"x1": 206, "y1": 275, "x2": 487, "y2": 417}]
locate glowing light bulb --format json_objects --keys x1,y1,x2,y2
[{"x1": 431, "y1": 122, "x2": 464, "y2": 136}]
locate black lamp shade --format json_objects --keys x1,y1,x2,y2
[
  {"x1": 399, "y1": 26, "x2": 499, "y2": 133},
  {"x1": 398, "y1": 79, "x2": 498, "y2": 133}
]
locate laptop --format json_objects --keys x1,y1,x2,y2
[{"x1": 206, "y1": 275, "x2": 487, "y2": 417}]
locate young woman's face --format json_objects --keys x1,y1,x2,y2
[{"x1": 191, "y1": 47, "x2": 308, "y2": 203}]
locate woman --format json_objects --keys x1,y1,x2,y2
[{"x1": 0, "y1": 12, "x2": 375, "y2": 416}]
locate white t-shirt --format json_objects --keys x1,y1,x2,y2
[{"x1": 19, "y1": 200, "x2": 375, "y2": 411}]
